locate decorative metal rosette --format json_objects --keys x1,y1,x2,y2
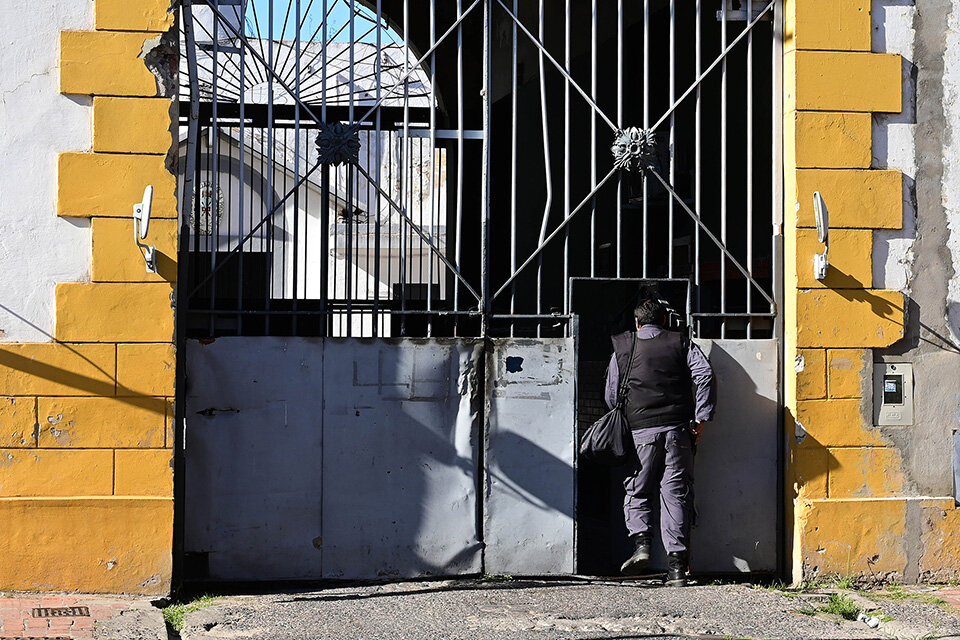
[
  {"x1": 315, "y1": 122, "x2": 361, "y2": 166},
  {"x1": 611, "y1": 127, "x2": 657, "y2": 173},
  {"x1": 191, "y1": 181, "x2": 224, "y2": 236}
]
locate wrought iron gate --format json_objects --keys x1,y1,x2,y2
[
  {"x1": 177, "y1": 0, "x2": 785, "y2": 580},
  {"x1": 179, "y1": 0, "x2": 782, "y2": 340}
]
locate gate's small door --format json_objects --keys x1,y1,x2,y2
[
  {"x1": 691, "y1": 339, "x2": 779, "y2": 573},
  {"x1": 484, "y1": 338, "x2": 577, "y2": 575}
]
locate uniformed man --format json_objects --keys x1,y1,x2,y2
[{"x1": 604, "y1": 294, "x2": 716, "y2": 586}]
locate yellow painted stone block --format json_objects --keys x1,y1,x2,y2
[
  {"x1": 793, "y1": 170, "x2": 903, "y2": 229},
  {"x1": 792, "y1": 112, "x2": 871, "y2": 169},
  {"x1": 60, "y1": 31, "x2": 159, "y2": 97},
  {"x1": 0, "y1": 497, "x2": 172, "y2": 594},
  {"x1": 792, "y1": 446, "x2": 828, "y2": 499},
  {"x1": 828, "y1": 349, "x2": 868, "y2": 399},
  {"x1": 93, "y1": 97, "x2": 173, "y2": 155},
  {"x1": 165, "y1": 399, "x2": 173, "y2": 447},
  {"x1": 55, "y1": 282, "x2": 174, "y2": 343},
  {"x1": 785, "y1": 0, "x2": 871, "y2": 52},
  {"x1": 0, "y1": 398, "x2": 37, "y2": 448},
  {"x1": 0, "y1": 449, "x2": 113, "y2": 497},
  {"x1": 796, "y1": 399, "x2": 884, "y2": 447},
  {"x1": 828, "y1": 447, "x2": 904, "y2": 498},
  {"x1": 95, "y1": 0, "x2": 175, "y2": 32},
  {"x1": 37, "y1": 397, "x2": 166, "y2": 449},
  {"x1": 796, "y1": 228, "x2": 872, "y2": 289},
  {"x1": 797, "y1": 349, "x2": 826, "y2": 400},
  {"x1": 921, "y1": 505, "x2": 960, "y2": 581},
  {"x1": 797, "y1": 289, "x2": 904, "y2": 348},
  {"x1": 58, "y1": 152, "x2": 176, "y2": 218},
  {"x1": 787, "y1": 50, "x2": 902, "y2": 113},
  {"x1": 797, "y1": 498, "x2": 906, "y2": 577},
  {"x1": 115, "y1": 449, "x2": 172, "y2": 497},
  {"x1": 91, "y1": 217, "x2": 178, "y2": 284},
  {"x1": 117, "y1": 344, "x2": 175, "y2": 397},
  {"x1": 0, "y1": 343, "x2": 116, "y2": 397}
]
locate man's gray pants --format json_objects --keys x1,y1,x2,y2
[{"x1": 623, "y1": 426, "x2": 694, "y2": 554}]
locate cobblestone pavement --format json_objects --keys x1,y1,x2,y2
[{"x1": 175, "y1": 579, "x2": 960, "y2": 640}]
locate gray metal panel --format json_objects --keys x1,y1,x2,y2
[
  {"x1": 184, "y1": 337, "x2": 482, "y2": 581},
  {"x1": 321, "y1": 339, "x2": 483, "y2": 579},
  {"x1": 184, "y1": 337, "x2": 325, "y2": 580},
  {"x1": 691, "y1": 339, "x2": 779, "y2": 573},
  {"x1": 484, "y1": 338, "x2": 577, "y2": 575}
]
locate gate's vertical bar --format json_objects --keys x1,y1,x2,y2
[
  {"x1": 746, "y1": 0, "x2": 753, "y2": 338},
  {"x1": 536, "y1": 0, "x2": 552, "y2": 337},
  {"x1": 175, "y1": 0, "x2": 202, "y2": 585},
  {"x1": 400, "y1": 0, "x2": 410, "y2": 336},
  {"x1": 266, "y1": 0, "x2": 275, "y2": 336},
  {"x1": 694, "y1": 0, "x2": 701, "y2": 336},
  {"x1": 293, "y1": 0, "x2": 302, "y2": 337},
  {"x1": 454, "y1": 0, "x2": 464, "y2": 333},
  {"x1": 481, "y1": 0, "x2": 491, "y2": 336},
  {"x1": 373, "y1": 0, "x2": 382, "y2": 337},
  {"x1": 772, "y1": 0, "x2": 785, "y2": 579},
  {"x1": 563, "y1": 0, "x2": 571, "y2": 327},
  {"x1": 720, "y1": 0, "x2": 727, "y2": 338},
  {"x1": 428, "y1": 0, "x2": 436, "y2": 337},
  {"x1": 238, "y1": 4, "x2": 247, "y2": 336},
  {"x1": 210, "y1": 0, "x2": 221, "y2": 337},
  {"x1": 346, "y1": 0, "x2": 356, "y2": 336},
  {"x1": 616, "y1": 0, "x2": 623, "y2": 278},
  {"x1": 668, "y1": 0, "x2": 675, "y2": 279},
  {"x1": 509, "y1": 0, "x2": 518, "y2": 334},
  {"x1": 320, "y1": 0, "x2": 330, "y2": 336},
  {"x1": 642, "y1": 0, "x2": 648, "y2": 279},
  {"x1": 590, "y1": 0, "x2": 596, "y2": 278}
]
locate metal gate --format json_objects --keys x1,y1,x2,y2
[{"x1": 177, "y1": 0, "x2": 784, "y2": 580}]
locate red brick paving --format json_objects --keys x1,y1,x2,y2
[
  {"x1": 939, "y1": 587, "x2": 960, "y2": 612},
  {"x1": 0, "y1": 594, "x2": 137, "y2": 639}
]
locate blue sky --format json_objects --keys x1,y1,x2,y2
[{"x1": 245, "y1": 0, "x2": 402, "y2": 44}]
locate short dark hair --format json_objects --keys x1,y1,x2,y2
[{"x1": 634, "y1": 297, "x2": 666, "y2": 326}]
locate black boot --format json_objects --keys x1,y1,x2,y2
[
  {"x1": 665, "y1": 551, "x2": 689, "y2": 587},
  {"x1": 620, "y1": 533, "x2": 652, "y2": 576}
]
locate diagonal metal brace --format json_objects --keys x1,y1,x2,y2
[
  {"x1": 648, "y1": 168, "x2": 776, "y2": 309},
  {"x1": 351, "y1": 162, "x2": 482, "y2": 305}
]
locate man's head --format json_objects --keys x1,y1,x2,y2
[{"x1": 634, "y1": 296, "x2": 667, "y2": 328}]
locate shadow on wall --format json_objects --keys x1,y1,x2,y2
[
  {"x1": 182, "y1": 337, "x2": 577, "y2": 581},
  {"x1": 817, "y1": 269, "x2": 960, "y2": 355},
  {"x1": 580, "y1": 338, "x2": 780, "y2": 576}
]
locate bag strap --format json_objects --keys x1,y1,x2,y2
[{"x1": 615, "y1": 333, "x2": 637, "y2": 408}]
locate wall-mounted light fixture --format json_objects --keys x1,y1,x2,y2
[
  {"x1": 813, "y1": 191, "x2": 829, "y2": 281},
  {"x1": 132, "y1": 185, "x2": 157, "y2": 274}
]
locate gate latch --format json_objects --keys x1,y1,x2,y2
[
  {"x1": 133, "y1": 185, "x2": 157, "y2": 274},
  {"x1": 813, "y1": 191, "x2": 829, "y2": 281}
]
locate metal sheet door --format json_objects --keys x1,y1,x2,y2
[
  {"x1": 484, "y1": 337, "x2": 577, "y2": 575},
  {"x1": 183, "y1": 337, "x2": 483, "y2": 581},
  {"x1": 692, "y1": 339, "x2": 779, "y2": 573}
]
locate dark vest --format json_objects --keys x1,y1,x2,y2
[{"x1": 611, "y1": 330, "x2": 695, "y2": 429}]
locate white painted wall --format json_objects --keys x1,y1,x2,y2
[
  {"x1": 872, "y1": 0, "x2": 917, "y2": 293},
  {"x1": 0, "y1": 0, "x2": 92, "y2": 342},
  {"x1": 940, "y1": 3, "x2": 960, "y2": 344}
]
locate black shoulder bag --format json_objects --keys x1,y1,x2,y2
[{"x1": 579, "y1": 334, "x2": 636, "y2": 466}]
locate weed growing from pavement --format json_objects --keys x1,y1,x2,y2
[
  {"x1": 481, "y1": 574, "x2": 514, "y2": 583},
  {"x1": 833, "y1": 575, "x2": 855, "y2": 590},
  {"x1": 162, "y1": 594, "x2": 221, "y2": 632},
  {"x1": 867, "y1": 585, "x2": 950, "y2": 611},
  {"x1": 821, "y1": 593, "x2": 861, "y2": 620},
  {"x1": 796, "y1": 593, "x2": 862, "y2": 621}
]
